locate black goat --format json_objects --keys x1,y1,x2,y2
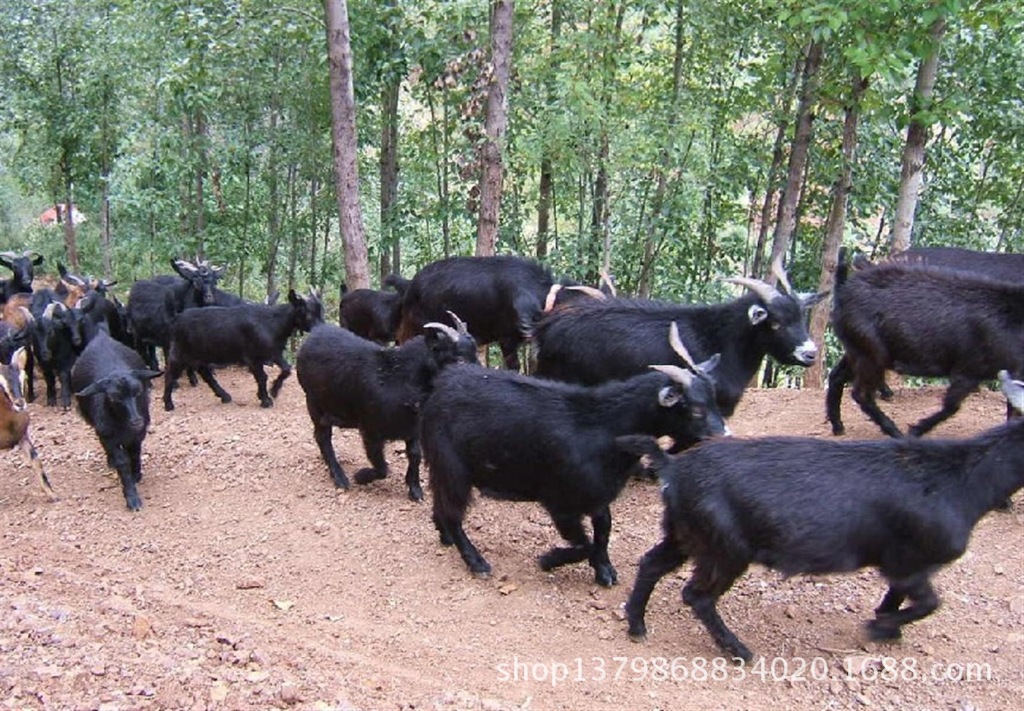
[
  {"x1": 338, "y1": 274, "x2": 411, "y2": 344},
  {"x1": 396, "y1": 255, "x2": 602, "y2": 370},
  {"x1": 1, "y1": 346, "x2": 54, "y2": 498},
  {"x1": 826, "y1": 251, "x2": 1024, "y2": 437},
  {"x1": 78, "y1": 290, "x2": 132, "y2": 347},
  {"x1": 163, "y1": 289, "x2": 323, "y2": 410},
  {"x1": 126, "y1": 259, "x2": 224, "y2": 370},
  {"x1": 296, "y1": 312, "x2": 477, "y2": 501},
  {"x1": 422, "y1": 325, "x2": 725, "y2": 586},
  {"x1": 0, "y1": 250, "x2": 43, "y2": 304},
  {"x1": 534, "y1": 263, "x2": 825, "y2": 419},
  {"x1": 31, "y1": 301, "x2": 85, "y2": 409},
  {"x1": 621, "y1": 371, "x2": 1024, "y2": 662},
  {"x1": 72, "y1": 332, "x2": 162, "y2": 511}
]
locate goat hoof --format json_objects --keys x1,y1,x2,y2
[
  {"x1": 125, "y1": 497, "x2": 143, "y2": 512},
  {"x1": 627, "y1": 625, "x2": 647, "y2": 643},
  {"x1": 471, "y1": 564, "x2": 492, "y2": 579},
  {"x1": 220, "y1": 394, "x2": 233, "y2": 404},
  {"x1": 407, "y1": 485, "x2": 424, "y2": 502},
  {"x1": 164, "y1": 402, "x2": 175, "y2": 412},
  {"x1": 727, "y1": 645, "x2": 754, "y2": 663},
  {"x1": 331, "y1": 476, "x2": 351, "y2": 491},
  {"x1": 354, "y1": 468, "x2": 386, "y2": 485},
  {"x1": 866, "y1": 619, "x2": 902, "y2": 640},
  {"x1": 830, "y1": 424, "x2": 845, "y2": 436},
  {"x1": 595, "y1": 566, "x2": 618, "y2": 587}
]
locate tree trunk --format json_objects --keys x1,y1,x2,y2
[
  {"x1": 324, "y1": 0, "x2": 370, "y2": 289},
  {"x1": 767, "y1": 41, "x2": 822, "y2": 281},
  {"x1": 476, "y1": 0, "x2": 514, "y2": 257},
  {"x1": 265, "y1": 106, "x2": 281, "y2": 298},
  {"x1": 60, "y1": 149, "x2": 80, "y2": 271},
  {"x1": 891, "y1": 16, "x2": 947, "y2": 253},
  {"x1": 380, "y1": 80, "x2": 400, "y2": 281},
  {"x1": 380, "y1": 0, "x2": 401, "y2": 281},
  {"x1": 194, "y1": 110, "x2": 207, "y2": 257},
  {"x1": 806, "y1": 73, "x2": 869, "y2": 390},
  {"x1": 751, "y1": 54, "x2": 802, "y2": 278},
  {"x1": 536, "y1": 0, "x2": 562, "y2": 260}
]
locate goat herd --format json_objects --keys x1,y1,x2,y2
[{"x1": 1, "y1": 246, "x2": 1022, "y2": 662}]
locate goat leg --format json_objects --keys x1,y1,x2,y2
[
  {"x1": 826, "y1": 356, "x2": 851, "y2": 435},
  {"x1": 269, "y1": 358, "x2": 291, "y2": 399},
  {"x1": 403, "y1": 437, "x2": 424, "y2": 502},
  {"x1": 106, "y1": 445, "x2": 142, "y2": 511},
  {"x1": 588, "y1": 507, "x2": 617, "y2": 586},
  {"x1": 626, "y1": 537, "x2": 687, "y2": 641},
  {"x1": 354, "y1": 432, "x2": 389, "y2": 485},
  {"x1": 538, "y1": 513, "x2": 592, "y2": 573},
  {"x1": 20, "y1": 434, "x2": 55, "y2": 499},
  {"x1": 196, "y1": 365, "x2": 232, "y2": 404},
  {"x1": 683, "y1": 556, "x2": 751, "y2": 662},
  {"x1": 868, "y1": 575, "x2": 939, "y2": 640},
  {"x1": 312, "y1": 422, "x2": 350, "y2": 489},
  {"x1": 907, "y1": 376, "x2": 976, "y2": 437},
  {"x1": 439, "y1": 515, "x2": 491, "y2": 577},
  {"x1": 248, "y1": 363, "x2": 273, "y2": 408}
]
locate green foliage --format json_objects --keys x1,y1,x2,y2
[{"x1": 0, "y1": 0, "x2": 1018, "y2": 306}]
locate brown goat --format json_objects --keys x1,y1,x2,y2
[{"x1": 0, "y1": 348, "x2": 54, "y2": 498}]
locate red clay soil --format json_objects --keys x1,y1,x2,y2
[{"x1": 2, "y1": 369, "x2": 1022, "y2": 711}]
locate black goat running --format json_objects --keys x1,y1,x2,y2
[
  {"x1": 621, "y1": 371, "x2": 1024, "y2": 662},
  {"x1": 163, "y1": 289, "x2": 323, "y2": 410},
  {"x1": 422, "y1": 324, "x2": 725, "y2": 586}
]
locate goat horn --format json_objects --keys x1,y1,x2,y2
[
  {"x1": 543, "y1": 284, "x2": 562, "y2": 312},
  {"x1": 998, "y1": 370, "x2": 1024, "y2": 413},
  {"x1": 668, "y1": 322, "x2": 698, "y2": 371},
  {"x1": 723, "y1": 275, "x2": 781, "y2": 303},
  {"x1": 650, "y1": 364, "x2": 695, "y2": 388},
  {"x1": 770, "y1": 255, "x2": 794, "y2": 295},
  {"x1": 565, "y1": 285, "x2": 606, "y2": 300},
  {"x1": 0, "y1": 251, "x2": 16, "y2": 260},
  {"x1": 15, "y1": 306, "x2": 33, "y2": 324},
  {"x1": 446, "y1": 310, "x2": 469, "y2": 336},
  {"x1": 424, "y1": 322, "x2": 460, "y2": 342},
  {"x1": 599, "y1": 269, "x2": 617, "y2": 297}
]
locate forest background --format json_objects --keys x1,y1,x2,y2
[{"x1": 0, "y1": 0, "x2": 1020, "y2": 388}]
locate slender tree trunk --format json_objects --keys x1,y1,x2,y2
[
  {"x1": 476, "y1": 0, "x2": 514, "y2": 257},
  {"x1": 427, "y1": 88, "x2": 452, "y2": 258},
  {"x1": 380, "y1": 80, "x2": 400, "y2": 281},
  {"x1": 265, "y1": 106, "x2": 281, "y2": 297},
  {"x1": 288, "y1": 163, "x2": 299, "y2": 294},
  {"x1": 60, "y1": 149, "x2": 79, "y2": 271},
  {"x1": 767, "y1": 41, "x2": 822, "y2": 280},
  {"x1": 806, "y1": 73, "x2": 869, "y2": 389},
  {"x1": 324, "y1": 0, "x2": 370, "y2": 289},
  {"x1": 194, "y1": 110, "x2": 207, "y2": 257},
  {"x1": 379, "y1": 0, "x2": 401, "y2": 281},
  {"x1": 891, "y1": 16, "x2": 947, "y2": 253},
  {"x1": 309, "y1": 176, "x2": 320, "y2": 288},
  {"x1": 536, "y1": 0, "x2": 562, "y2": 260}
]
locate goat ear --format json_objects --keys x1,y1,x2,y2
[
  {"x1": 131, "y1": 369, "x2": 163, "y2": 382},
  {"x1": 695, "y1": 352, "x2": 721, "y2": 375},
  {"x1": 800, "y1": 290, "x2": 829, "y2": 308},
  {"x1": 747, "y1": 304, "x2": 768, "y2": 325},
  {"x1": 657, "y1": 385, "x2": 682, "y2": 408},
  {"x1": 287, "y1": 288, "x2": 301, "y2": 305}
]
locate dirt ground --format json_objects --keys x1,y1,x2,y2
[{"x1": 2, "y1": 367, "x2": 1022, "y2": 711}]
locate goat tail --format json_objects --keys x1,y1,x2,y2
[{"x1": 615, "y1": 435, "x2": 670, "y2": 471}]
